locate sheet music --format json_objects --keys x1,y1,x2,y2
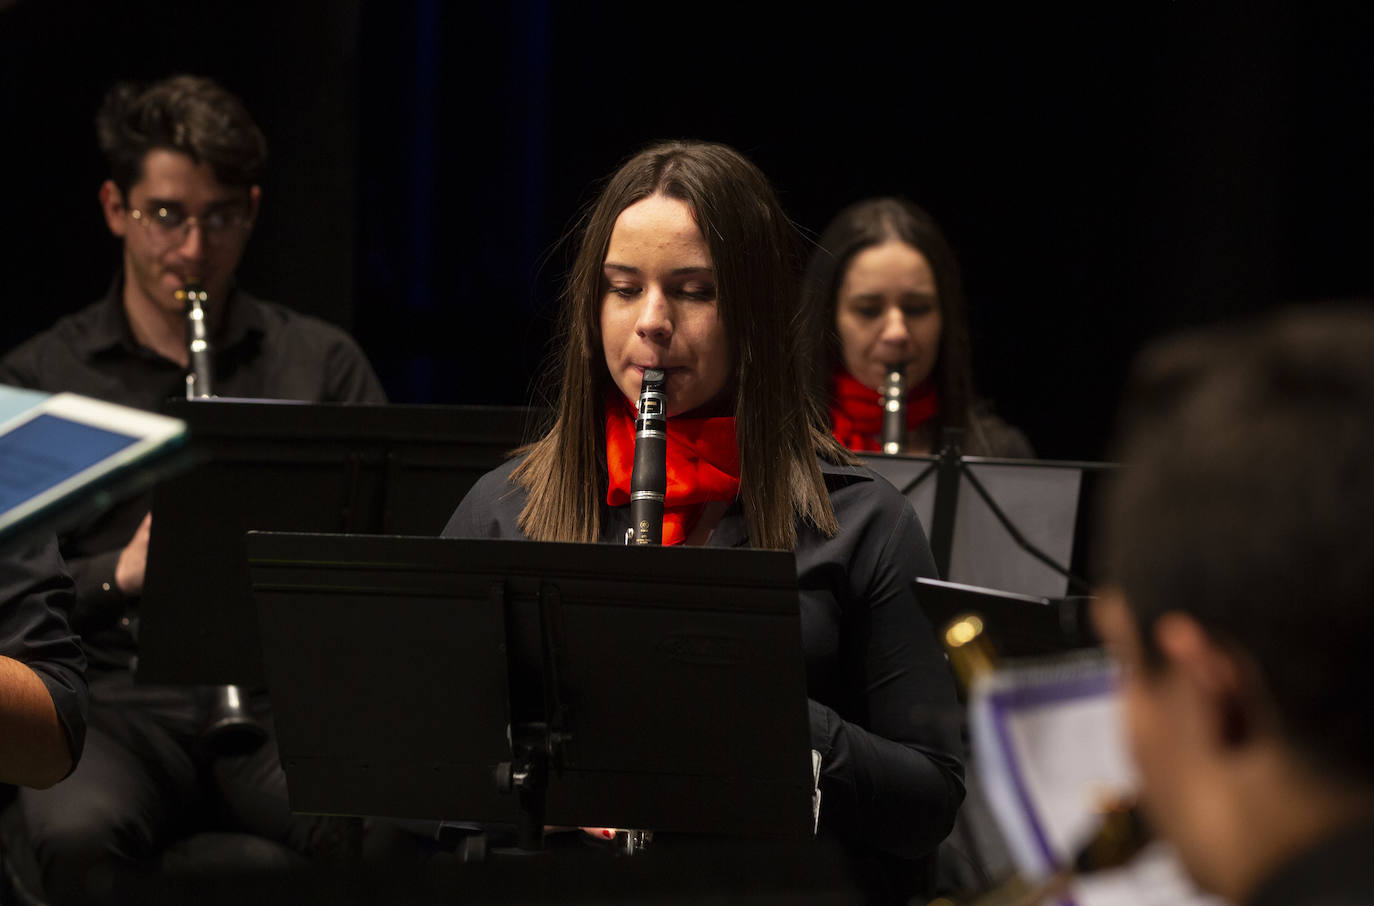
[{"x1": 969, "y1": 656, "x2": 1222, "y2": 906}]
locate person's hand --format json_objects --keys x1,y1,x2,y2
[{"x1": 114, "y1": 512, "x2": 152, "y2": 596}]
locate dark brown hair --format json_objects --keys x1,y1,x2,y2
[
  {"x1": 800, "y1": 198, "x2": 980, "y2": 445},
  {"x1": 513, "y1": 141, "x2": 851, "y2": 549},
  {"x1": 96, "y1": 75, "x2": 267, "y2": 197},
  {"x1": 1101, "y1": 303, "x2": 1374, "y2": 781}
]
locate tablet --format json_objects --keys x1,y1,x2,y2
[{"x1": 0, "y1": 385, "x2": 187, "y2": 546}]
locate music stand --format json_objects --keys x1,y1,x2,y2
[
  {"x1": 914, "y1": 578, "x2": 1097, "y2": 663},
  {"x1": 138, "y1": 400, "x2": 545, "y2": 685},
  {"x1": 861, "y1": 440, "x2": 1118, "y2": 598},
  {"x1": 245, "y1": 532, "x2": 816, "y2": 844}
]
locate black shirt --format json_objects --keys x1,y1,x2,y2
[
  {"x1": 0, "y1": 278, "x2": 387, "y2": 669},
  {"x1": 0, "y1": 537, "x2": 87, "y2": 770},
  {"x1": 444, "y1": 455, "x2": 965, "y2": 869},
  {"x1": 1246, "y1": 819, "x2": 1374, "y2": 906}
]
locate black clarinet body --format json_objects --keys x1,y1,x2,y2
[
  {"x1": 880, "y1": 363, "x2": 906, "y2": 455},
  {"x1": 629, "y1": 368, "x2": 668, "y2": 546},
  {"x1": 613, "y1": 368, "x2": 666, "y2": 853},
  {"x1": 175, "y1": 283, "x2": 268, "y2": 757}
]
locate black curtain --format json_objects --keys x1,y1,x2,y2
[{"x1": 3, "y1": 1, "x2": 1370, "y2": 459}]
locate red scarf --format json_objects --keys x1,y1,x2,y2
[
  {"x1": 829, "y1": 368, "x2": 940, "y2": 452},
  {"x1": 605, "y1": 394, "x2": 741, "y2": 546}
]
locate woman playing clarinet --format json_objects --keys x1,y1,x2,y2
[
  {"x1": 444, "y1": 141, "x2": 963, "y2": 902},
  {"x1": 801, "y1": 198, "x2": 1032, "y2": 457}
]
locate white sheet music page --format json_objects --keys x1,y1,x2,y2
[{"x1": 968, "y1": 655, "x2": 1223, "y2": 906}]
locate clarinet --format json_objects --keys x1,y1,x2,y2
[
  {"x1": 180, "y1": 285, "x2": 214, "y2": 399},
  {"x1": 614, "y1": 369, "x2": 664, "y2": 852},
  {"x1": 628, "y1": 368, "x2": 668, "y2": 545},
  {"x1": 175, "y1": 283, "x2": 269, "y2": 757},
  {"x1": 880, "y1": 363, "x2": 906, "y2": 454}
]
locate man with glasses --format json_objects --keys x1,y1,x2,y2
[{"x1": 0, "y1": 75, "x2": 384, "y2": 903}]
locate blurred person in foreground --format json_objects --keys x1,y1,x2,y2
[{"x1": 1094, "y1": 304, "x2": 1374, "y2": 905}]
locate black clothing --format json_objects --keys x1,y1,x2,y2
[
  {"x1": 0, "y1": 537, "x2": 87, "y2": 771},
  {"x1": 0, "y1": 277, "x2": 385, "y2": 410},
  {"x1": 1, "y1": 277, "x2": 385, "y2": 903},
  {"x1": 0, "y1": 278, "x2": 387, "y2": 669},
  {"x1": 900, "y1": 408, "x2": 1034, "y2": 459},
  {"x1": 964, "y1": 408, "x2": 1035, "y2": 459},
  {"x1": 444, "y1": 454, "x2": 965, "y2": 895},
  {"x1": 1245, "y1": 819, "x2": 1374, "y2": 906},
  {"x1": 18, "y1": 672, "x2": 312, "y2": 905}
]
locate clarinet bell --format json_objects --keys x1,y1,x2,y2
[{"x1": 197, "y1": 684, "x2": 269, "y2": 757}]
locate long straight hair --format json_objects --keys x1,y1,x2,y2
[
  {"x1": 800, "y1": 198, "x2": 979, "y2": 443},
  {"x1": 513, "y1": 141, "x2": 851, "y2": 549}
]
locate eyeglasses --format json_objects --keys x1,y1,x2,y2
[{"x1": 128, "y1": 204, "x2": 250, "y2": 247}]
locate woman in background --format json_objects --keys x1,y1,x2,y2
[
  {"x1": 446, "y1": 142, "x2": 962, "y2": 902},
  {"x1": 802, "y1": 198, "x2": 1032, "y2": 457}
]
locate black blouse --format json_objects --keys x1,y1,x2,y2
[{"x1": 443, "y1": 454, "x2": 965, "y2": 867}]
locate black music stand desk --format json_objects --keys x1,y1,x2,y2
[
  {"x1": 914, "y1": 577, "x2": 1097, "y2": 663},
  {"x1": 246, "y1": 532, "x2": 816, "y2": 843},
  {"x1": 138, "y1": 399, "x2": 543, "y2": 685}
]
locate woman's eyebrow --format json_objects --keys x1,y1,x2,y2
[{"x1": 603, "y1": 264, "x2": 714, "y2": 276}]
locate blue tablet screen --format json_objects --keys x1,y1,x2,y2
[{"x1": 0, "y1": 414, "x2": 140, "y2": 513}]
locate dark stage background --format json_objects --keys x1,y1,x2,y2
[{"x1": 2, "y1": 1, "x2": 1371, "y2": 461}]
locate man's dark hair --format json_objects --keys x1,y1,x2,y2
[
  {"x1": 1101, "y1": 303, "x2": 1374, "y2": 783},
  {"x1": 95, "y1": 74, "x2": 267, "y2": 197}
]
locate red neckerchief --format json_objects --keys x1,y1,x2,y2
[
  {"x1": 829, "y1": 368, "x2": 940, "y2": 452},
  {"x1": 605, "y1": 393, "x2": 741, "y2": 546}
]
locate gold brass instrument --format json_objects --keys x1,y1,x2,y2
[{"x1": 933, "y1": 614, "x2": 1151, "y2": 906}]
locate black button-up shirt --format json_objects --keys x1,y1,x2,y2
[{"x1": 0, "y1": 277, "x2": 387, "y2": 669}]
